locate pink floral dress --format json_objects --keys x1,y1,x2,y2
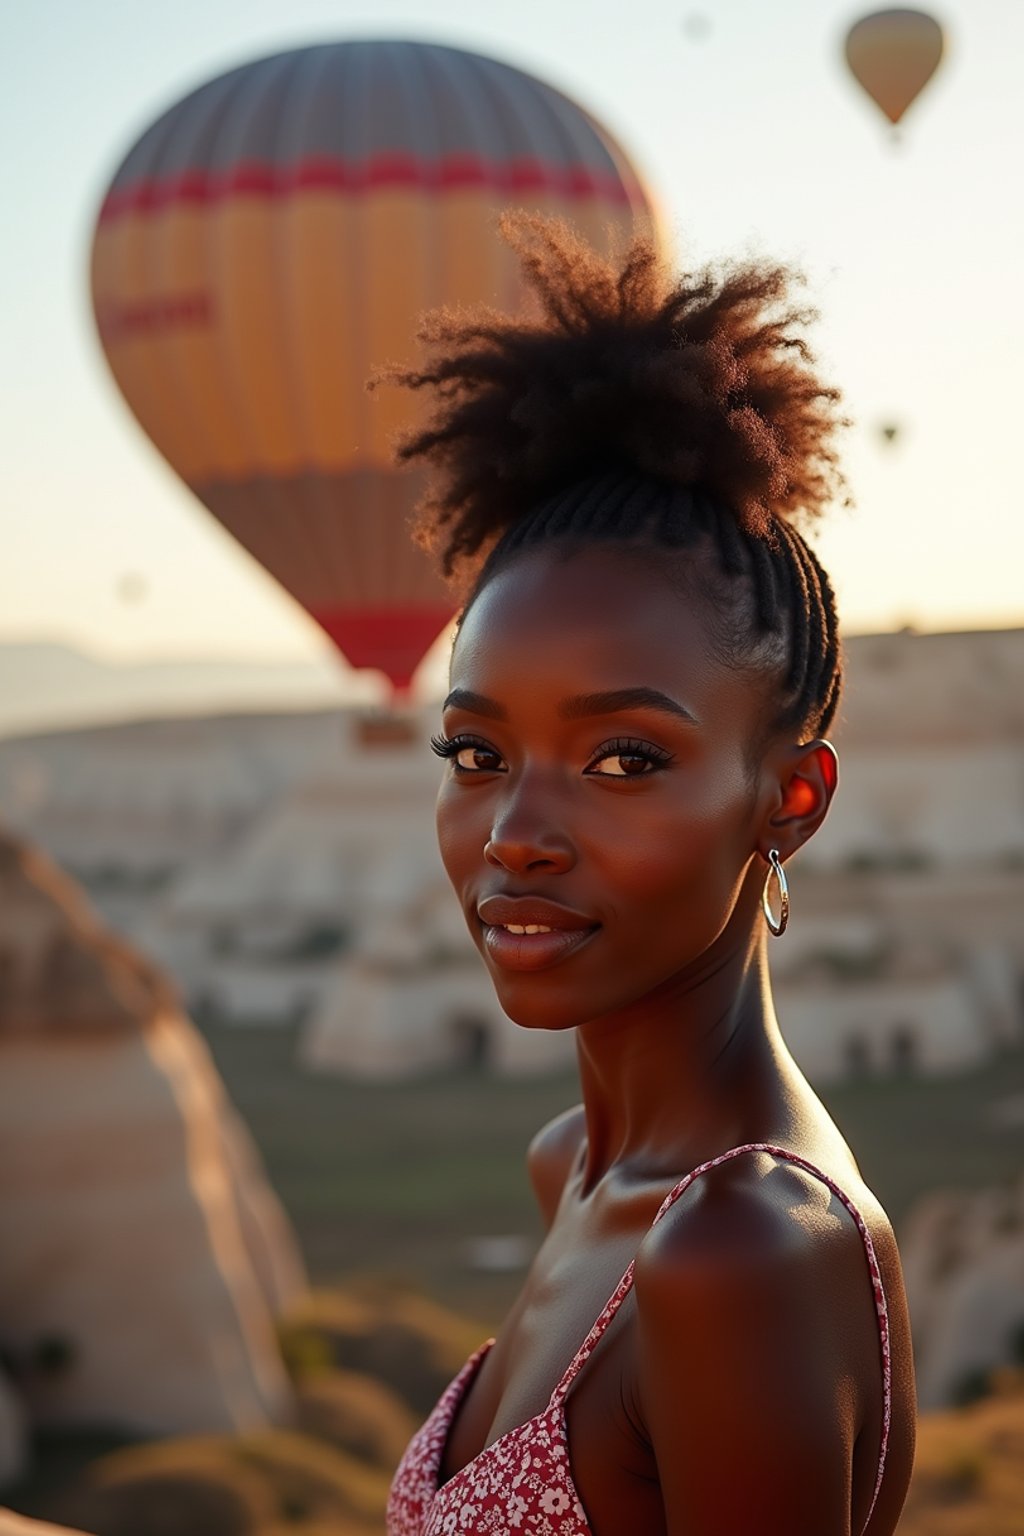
[{"x1": 387, "y1": 1143, "x2": 892, "y2": 1536}]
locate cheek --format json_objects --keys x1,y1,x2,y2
[
  {"x1": 435, "y1": 781, "x2": 480, "y2": 884},
  {"x1": 605, "y1": 764, "x2": 757, "y2": 934}
]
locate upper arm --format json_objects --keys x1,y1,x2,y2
[
  {"x1": 526, "y1": 1103, "x2": 585, "y2": 1231},
  {"x1": 633, "y1": 1164, "x2": 862, "y2": 1536}
]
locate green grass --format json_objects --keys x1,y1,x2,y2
[
  {"x1": 200, "y1": 1022, "x2": 1024, "y2": 1326},
  {"x1": 822, "y1": 1047, "x2": 1024, "y2": 1228},
  {"x1": 202, "y1": 1024, "x2": 576, "y2": 1319}
]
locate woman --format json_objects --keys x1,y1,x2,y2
[{"x1": 379, "y1": 214, "x2": 916, "y2": 1536}]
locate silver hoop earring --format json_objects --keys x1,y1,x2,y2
[{"x1": 761, "y1": 848, "x2": 790, "y2": 937}]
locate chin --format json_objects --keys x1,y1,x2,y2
[{"x1": 487, "y1": 983, "x2": 588, "y2": 1033}]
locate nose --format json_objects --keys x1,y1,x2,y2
[{"x1": 483, "y1": 779, "x2": 576, "y2": 875}]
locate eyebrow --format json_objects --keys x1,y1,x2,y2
[{"x1": 442, "y1": 686, "x2": 698, "y2": 726}]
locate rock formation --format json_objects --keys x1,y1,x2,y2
[
  {"x1": 901, "y1": 1173, "x2": 1024, "y2": 1409},
  {"x1": 0, "y1": 828, "x2": 309, "y2": 1484}
]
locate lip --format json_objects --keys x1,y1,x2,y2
[
  {"x1": 475, "y1": 895, "x2": 601, "y2": 973},
  {"x1": 481, "y1": 921, "x2": 600, "y2": 972},
  {"x1": 477, "y1": 894, "x2": 599, "y2": 931}
]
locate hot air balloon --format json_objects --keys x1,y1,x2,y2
[
  {"x1": 682, "y1": 14, "x2": 712, "y2": 42},
  {"x1": 116, "y1": 571, "x2": 148, "y2": 604},
  {"x1": 90, "y1": 40, "x2": 659, "y2": 702},
  {"x1": 844, "y1": 9, "x2": 945, "y2": 129}
]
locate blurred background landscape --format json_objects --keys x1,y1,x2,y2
[{"x1": 2, "y1": 2, "x2": 1023, "y2": 1533}]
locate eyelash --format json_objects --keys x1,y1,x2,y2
[{"x1": 428, "y1": 732, "x2": 674, "y2": 778}]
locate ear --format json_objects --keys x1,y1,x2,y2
[{"x1": 761, "y1": 739, "x2": 839, "y2": 862}]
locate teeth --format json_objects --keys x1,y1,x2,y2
[{"x1": 502, "y1": 923, "x2": 553, "y2": 934}]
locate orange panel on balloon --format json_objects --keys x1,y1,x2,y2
[
  {"x1": 92, "y1": 217, "x2": 207, "y2": 479},
  {"x1": 278, "y1": 195, "x2": 366, "y2": 470},
  {"x1": 150, "y1": 206, "x2": 248, "y2": 481},
  {"x1": 359, "y1": 191, "x2": 436, "y2": 465},
  {"x1": 213, "y1": 201, "x2": 301, "y2": 474},
  {"x1": 434, "y1": 192, "x2": 509, "y2": 311}
]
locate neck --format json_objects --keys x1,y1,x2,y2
[{"x1": 574, "y1": 915, "x2": 799, "y2": 1195}]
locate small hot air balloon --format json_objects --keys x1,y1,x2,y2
[
  {"x1": 879, "y1": 423, "x2": 901, "y2": 445},
  {"x1": 844, "y1": 9, "x2": 945, "y2": 129},
  {"x1": 90, "y1": 40, "x2": 659, "y2": 703},
  {"x1": 682, "y1": 14, "x2": 712, "y2": 42},
  {"x1": 116, "y1": 571, "x2": 148, "y2": 604}
]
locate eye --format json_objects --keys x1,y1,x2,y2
[
  {"x1": 429, "y1": 732, "x2": 506, "y2": 774},
  {"x1": 585, "y1": 738, "x2": 674, "y2": 778}
]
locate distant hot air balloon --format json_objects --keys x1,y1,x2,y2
[
  {"x1": 879, "y1": 423, "x2": 901, "y2": 444},
  {"x1": 116, "y1": 571, "x2": 148, "y2": 604},
  {"x1": 90, "y1": 40, "x2": 659, "y2": 701},
  {"x1": 844, "y1": 9, "x2": 945, "y2": 129},
  {"x1": 682, "y1": 14, "x2": 712, "y2": 41}
]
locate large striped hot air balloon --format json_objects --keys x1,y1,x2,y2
[{"x1": 90, "y1": 40, "x2": 659, "y2": 700}]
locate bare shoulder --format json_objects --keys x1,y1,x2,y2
[
  {"x1": 631, "y1": 1150, "x2": 911, "y2": 1535},
  {"x1": 634, "y1": 1146, "x2": 870, "y2": 1293},
  {"x1": 526, "y1": 1102, "x2": 586, "y2": 1230}
]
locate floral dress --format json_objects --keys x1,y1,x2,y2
[{"x1": 387, "y1": 1144, "x2": 892, "y2": 1536}]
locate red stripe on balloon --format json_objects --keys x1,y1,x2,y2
[
  {"x1": 311, "y1": 605, "x2": 455, "y2": 692},
  {"x1": 98, "y1": 154, "x2": 639, "y2": 222},
  {"x1": 94, "y1": 291, "x2": 213, "y2": 338}
]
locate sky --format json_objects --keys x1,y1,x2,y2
[{"x1": 2, "y1": 0, "x2": 1021, "y2": 705}]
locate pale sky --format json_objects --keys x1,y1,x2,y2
[{"x1": 2, "y1": 0, "x2": 1021, "y2": 701}]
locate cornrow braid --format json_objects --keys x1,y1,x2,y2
[
  {"x1": 776, "y1": 521, "x2": 815, "y2": 706},
  {"x1": 456, "y1": 477, "x2": 842, "y2": 744},
  {"x1": 372, "y1": 212, "x2": 850, "y2": 744},
  {"x1": 801, "y1": 537, "x2": 844, "y2": 735}
]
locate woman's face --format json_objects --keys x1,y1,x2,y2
[{"x1": 435, "y1": 542, "x2": 784, "y2": 1031}]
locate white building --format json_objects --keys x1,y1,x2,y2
[
  {"x1": 0, "y1": 628, "x2": 1021, "y2": 1082},
  {"x1": 301, "y1": 846, "x2": 575, "y2": 1079},
  {"x1": 0, "y1": 710, "x2": 341, "y2": 935}
]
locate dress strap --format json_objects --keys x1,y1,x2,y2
[{"x1": 546, "y1": 1143, "x2": 891, "y2": 1534}]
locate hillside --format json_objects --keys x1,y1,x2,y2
[
  {"x1": 0, "y1": 642, "x2": 349, "y2": 740},
  {"x1": 7, "y1": 1292, "x2": 1023, "y2": 1535}
]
